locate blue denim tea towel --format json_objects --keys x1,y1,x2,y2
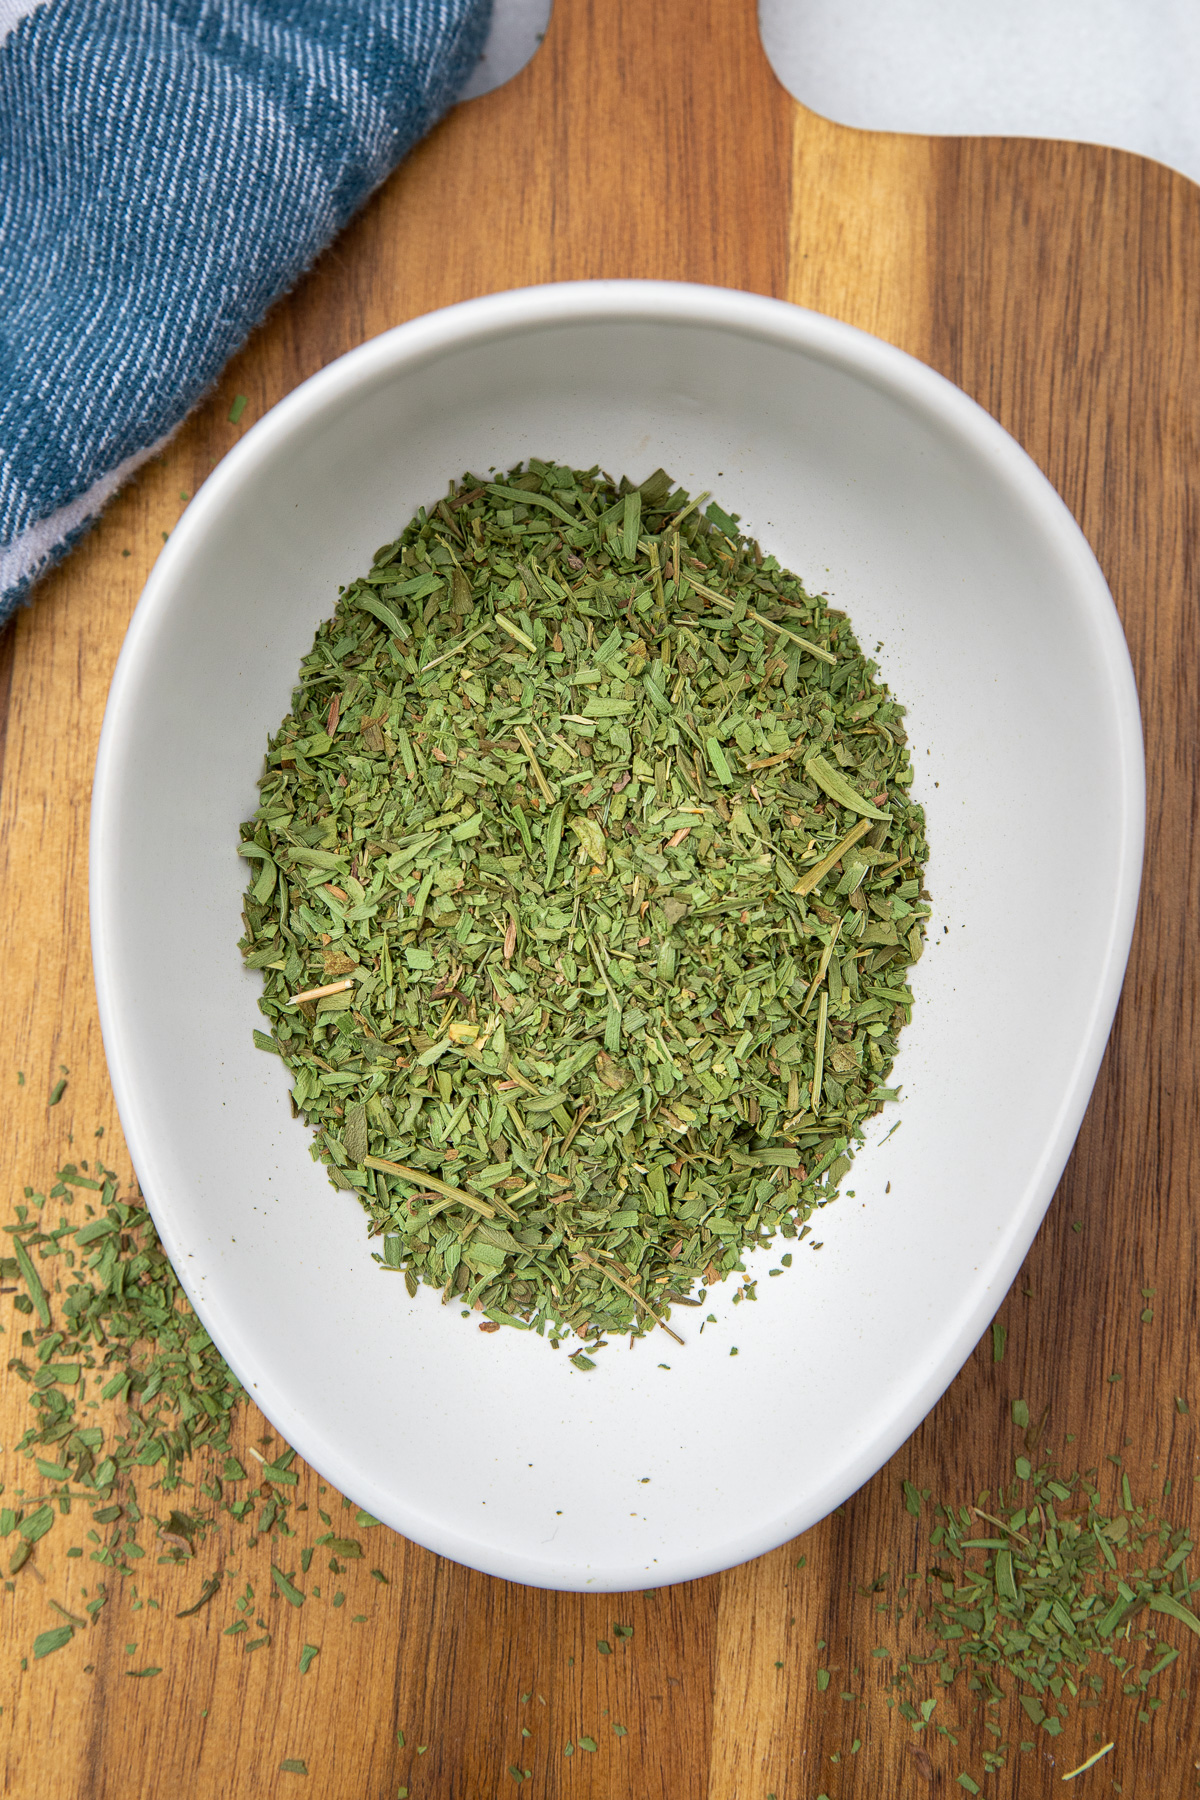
[{"x1": 0, "y1": 0, "x2": 491, "y2": 625}]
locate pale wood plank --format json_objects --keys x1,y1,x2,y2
[{"x1": 789, "y1": 112, "x2": 935, "y2": 356}]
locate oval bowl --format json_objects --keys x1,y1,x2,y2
[{"x1": 91, "y1": 280, "x2": 1144, "y2": 1590}]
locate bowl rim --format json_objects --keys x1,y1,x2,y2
[{"x1": 91, "y1": 279, "x2": 1145, "y2": 1588}]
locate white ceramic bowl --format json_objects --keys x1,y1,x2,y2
[{"x1": 91, "y1": 282, "x2": 1143, "y2": 1591}]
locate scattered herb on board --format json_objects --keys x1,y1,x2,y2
[
  {"x1": 1, "y1": 1152, "x2": 370, "y2": 1675},
  {"x1": 2, "y1": 1145, "x2": 641, "y2": 1789},
  {"x1": 3, "y1": 1163, "x2": 242, "y2": 1491},
  {"x1": 239, "y1": 462, "x2": 929, "y2": 1349},
  {"x1": 824, "y1": 1399, "x2": 1200, "y2": 1784}
]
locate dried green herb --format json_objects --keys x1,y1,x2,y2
[
  {"x1": 865, "y1": 1404, "x2": 1200, "y2": 1782},
  {"x1": 176, "y1": 1573, "x2": 222, "y2": 1618},
  {"x1": 1061, "y1": 1742, "x2": 1113, "y2": 1781},
  {"x1": 0, "y1": 1149, "x2": 342, "y2": 1663},
  {"x1": 3, "y1": 1166, "x2": 243, "y2": 1492},
  {"x1": 271, "y1": 1565, "x2": 306, "y2": 1607},
  {"x1": 240, "y1": 463, "x2": 928, "y2": 1348}
]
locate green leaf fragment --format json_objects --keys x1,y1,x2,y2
[
  {"x1": 804, "y1": 753, "x2": 889, "y2": 820},
  {"x1": 271, "y1": 1565, "x2": 305, "y2": 1607},
  {"x1": 995, "y1": 1547, "x2": 1018, "y2": 1604},
  {"x1": 19, "y1": 1504, "x2": 54, "y2": 1544},
  {"x1": 343, "y1": 1103, "x2": 369, "y2": 1165},
  {"x1": 705, "y1": 737, "x2": 733, "y2": 785},
  {"x1": 262, "y1": 1459, "x2": 299, "y2": 1487},
  {"x1": 1148, "y1": 1591, "x2": 1200, "y2": 1636},
  {"x1": 545, "y1": 800, "x2": 566, "y2": 887},
  {"x1": 13, "y1": 1234, "x2": 51, "y2": 1326},
  {"x1": 177, "y1": 1574, "x2": 222, "y2": 1618},
  {"x1": 355, "y1": 593, "x2": 407, "y2": 639},
  {"x1": 33, "y1": 1626, "x2": 74, "y2": 1659}
]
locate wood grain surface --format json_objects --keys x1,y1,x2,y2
[{"x1": 2, "y1": 1, "x2": 1198, "y2": 1794}]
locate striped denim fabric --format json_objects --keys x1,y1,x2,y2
[{"x1": 0, "y1": 0, "x2": 491, "y2": 623}]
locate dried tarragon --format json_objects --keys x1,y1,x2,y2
[
  {"x1": 1, "y1": 1150, "x2": 390, "y2": 1664},
  {"x1": 238, "y1": 462, "x2": 929, "y2": 1351},
  {"x1": 861, "y1": 1405, "x2": 1200, "y2": 1783},
  {"x1": 4, "y1": 1163, "x2": 243, "y2": 1493}
]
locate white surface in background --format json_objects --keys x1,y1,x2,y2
[
  {"x1": 759, "y1": 0, "x2": 1200, "y2": 186},
  {"x1": 458, "y1": 0, "x2": 550, "y2": 101},
  {"x1": 0, "y1": 0, "x2": 43, "y2": 50},
  {"x1": 468, "y1": 1, "x2": 1200, "y2": 190}
]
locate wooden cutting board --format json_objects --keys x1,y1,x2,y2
[{"x1": 2, "y1": 2, "x2": 1198, "y2": 1793}]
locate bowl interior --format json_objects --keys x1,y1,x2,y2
[{"x1": 92, "y1": 285, "x2": 1142, "y2": 1589}]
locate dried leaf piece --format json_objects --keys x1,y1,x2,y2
[
  {"x1": 176, "y1": 1573, "x2": 223, "y2": 1618},
  {"x1": 342, "y1": 1104, "x2": 369, "y2": 1165},
  {"x1": 238, "y1": 465, "x2": 928, "y2": 1351},
  {"x1": 568, "y1": 817, "x2": 607, "y2": 866},
  {"x1": 804, "y1": 753, "x2": 890, "y2": 821}
]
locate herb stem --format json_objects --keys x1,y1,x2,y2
[
  {"x1": 494, "y1": 613, "x2": 538, "y2": 654},
  {"x1": 574, "y1": 1248, "x2": 684, "y2": 1346},
  {"x1": 665, "y1": 490, "x2": 711, "y2": 530},
  {"x1": 513, "y1": 726, "x2": 556, "y2": 803},
  {"x1": 560, "y1": 1102, "x2": 591, "y2": 1154},
  {"x1": 802, "y1": 916, "x2": 844, "y2": 1018},
  {"x1": 791, "y1": 818, "x2": 873, "y2": 897},
  {"x1": 971, "y1": 1505, "x2": 1033, "y2": 1548},
  {"x1": 810, "y1": 989, "x2": 829, "y2": 1115},
  {"x1": 419, "y1": 625, "x2": 491, "y2": 672},
  {"x1": 685, "y1": 579, "x2": 838, "y2": 664},
  {"x1": 289, "y1": 979, "x2": 355, "y2": 1007},
  {"x1": 362, "y1": 1157, "x2": 512, "y2": 1221},
  {"x1": 1061, "y1": 1743, "x2": 1114, "y2": 1782},
  {"x1": 48, "y1": 1599, "x2": 88, "y2": 1629}
]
